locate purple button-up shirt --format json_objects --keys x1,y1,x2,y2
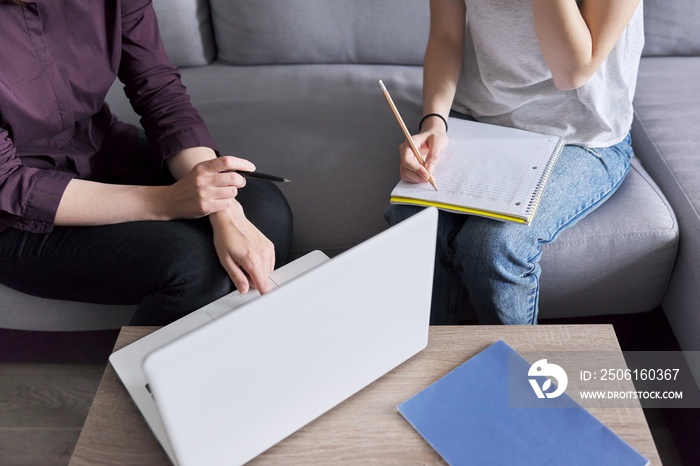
[{"x1": 0, "y1": 0, "x2": 217, "y2": 233}]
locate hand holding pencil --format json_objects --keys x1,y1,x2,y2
[{"x1": 378, "y1": 80, "x2": 439, "y2": 191}]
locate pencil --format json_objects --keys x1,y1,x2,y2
[
  {"x1": 378, "y1": 80, "x2": 438, "y2": 191},
  {"x1": 227, "y1": 170, "x2": 291, "y2": 183}
]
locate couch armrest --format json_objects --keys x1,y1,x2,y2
[{"x1": 632, "y1": 57, "x2": 700, "y2": 356}]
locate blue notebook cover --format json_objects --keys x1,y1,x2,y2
[{"x1": 398, "y1": 340, "x2": 649, "y2": 466}]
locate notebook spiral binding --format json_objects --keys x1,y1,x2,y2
[{"x1": 524, "y1": 137, "x2": 566, "y2": 219}]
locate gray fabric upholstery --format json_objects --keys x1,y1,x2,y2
[
  {"x1": 0, "y1": 282, "x2": 135, "y2": 331},
  {"x1": 539, "y1": 158, "x2": 678, "y2": 318},
  {"x1": 642, "y1": 0, "x2": 700, "y2": 57},
  {"x1": 209, "y1": 0, "x2": 429, "y2": 65},
  {"x1": 106, "y1": 63, "x2": 679, "y2": 319},
  {"x1": 152, "y1": 0, "x2": 215, "y2": 67},
  {"x1": 108, "y1": 64, "x2": 424, "y2": 257},
  {"x1": 632, "y1": 57, "x2": 700, "y2": 351},
  {"x1": 3, "y1": 0, "x2": 688, "y2": 331}
]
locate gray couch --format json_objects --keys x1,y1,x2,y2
[
  {"x1": 631, "y1": 2, "x2": 700, "y2": 362},
  {"x1": 0, "y1": 1, "x2": 692, "y2": 350}
]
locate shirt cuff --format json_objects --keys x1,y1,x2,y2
[{"x1": 22, "y1": 170, "x2": 74, "y2": 233}]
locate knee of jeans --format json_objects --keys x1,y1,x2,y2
[{"x1": 457, "y1": 219, "x2": 535, "y2": 268}]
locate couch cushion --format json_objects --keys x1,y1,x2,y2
[
  {"x1": 209, "y1": 0, "x2": 429, "y2": 65},
  {"x1": 106, "y1": 63, "x2": 678, "y2": 318},
  {"x1": 0, "y1": 281, "x2": 135, "y2": 331},
  {"x1": 539, "y1": 158, "x2": 678, "y2": 318},
  {"x1": 182, "y1": 64, "x2": 424, "y2": 257},
  {"x1": 106, "y1": 64, "x2": 425, "y2": 257},
  {"x1": 152, "y1": 0, "x2": 215, "y2": 67},
  {"x1": 642, "y1": 0, "x2": 700, "y2": 56},
  {"x1": 632, "y1": 57, "x2": 700, "y2": 350}
]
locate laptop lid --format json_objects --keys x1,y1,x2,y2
[
  {"x1": 108, "y1": 250, "x2": 331, "y2": 461},
  {"x1": 142, "y1": 207, "x2": 438, "y2": 466}
]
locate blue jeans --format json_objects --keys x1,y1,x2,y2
[{"x1": 385, "y1": 134, "x2": 634, "y2": 325}]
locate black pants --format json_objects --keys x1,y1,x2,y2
[{"x1": 0, "y1": 178, "x2": 293, "y2": 325}]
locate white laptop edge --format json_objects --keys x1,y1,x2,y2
[
  {"x1": 108, "y1": 250, "x2": 330, "y2": 461},
  {"x1": 116, "y1": 207, "x2": 438, "y2": 466}
]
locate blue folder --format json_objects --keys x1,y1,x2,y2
[{"x1": 398, "y1": 340, "x2": 649, "y2": 466}]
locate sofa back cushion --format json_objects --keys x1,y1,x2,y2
[
  {"x1": 642, "y1": 0, "x2": 700, "y2": 56},
  {"x1": 209, "y1": 0, "x2": 429, "y2": 65},
  {"x1": 152, "y1": 0, "x2": 216, "y2": 67}
]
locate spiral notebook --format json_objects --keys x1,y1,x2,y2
[{"x1": 390, "y1": 118, "x2": 565, "y2": 225}]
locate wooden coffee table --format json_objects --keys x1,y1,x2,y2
[{"x1": 69, "y1": 324, "x2": 660, "y2": 465}]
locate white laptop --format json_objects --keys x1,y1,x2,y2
[{"x1": 109, "y1": 206, "x2": 438, "y2": 466}]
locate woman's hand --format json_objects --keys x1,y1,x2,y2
[
  {"x1": 167, "y1": 149, "x2": 275, "y2": 294},
  {"x1": 399, "y1": 125, "x2": 449, "y2": 184},
  {"x1": 209, "y1": 200, "x2": 275, "y2": 295},
  {"x1": 162, "y1": 156, "x2": 255, "y2": 219}
]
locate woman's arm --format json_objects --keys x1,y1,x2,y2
[
  {"x1": 400, "y1": 0, "x2": 466, "y2": 183},
  {"x1": 115, "y1": 1, "x2": 276, "y2": 293},
  {"x1": 166, "y1": 147, "x2": 275, "y2": 294},
  {"x1": 55, "y1": 180, "x2": 169, "y2": 225},
  {"x1": 165, "y1": 147, "x2": 276, "y2": 294},
  {"x1": 55, "y1": 153, "x2": 252, "y2": 225},
  {"x1": 55, "y1": 146, "x2": 273, "y2": 294},
  {"x1": 423, "y1": 0, "x2": 466, "y2": 126},
  {"x1": 531, "y1": 0, "x2": 641, "y2": 90},
  {"x1": 118, "y1": 0, "x2": 217, "y2": 163}
]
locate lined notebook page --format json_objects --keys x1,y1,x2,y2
[{"x1": 391, "y1": 118, "x2": 564, "y2": 222}]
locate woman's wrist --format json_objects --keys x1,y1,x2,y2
[
  {"x1": 209, "y1": 199, "x2": 244, "y2": 227},
  {"x1": 167, "y1": 146, "x2": 218, "y2": 180},
  {"x1": 146, "y1": 185, "x2": 177, "y2": 221},
  {"x1": 419, "y1": 113, "x2": 448, "y2": 133}
]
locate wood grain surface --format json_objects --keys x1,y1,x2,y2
[{"x1": 69, "y1": 325, "x2": 661, "y2": 465}]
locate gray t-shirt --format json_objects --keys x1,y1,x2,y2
[{"x1": 453, "y1": 0, "x2": 644, "y2": 148}]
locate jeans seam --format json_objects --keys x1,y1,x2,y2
[{"x1": 545, "y1": 160, "x2": 632, "y2": 245}]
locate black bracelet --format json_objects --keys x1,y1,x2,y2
[{"x1": 418, "y1": 113, "x2": 448, "y2": 133}]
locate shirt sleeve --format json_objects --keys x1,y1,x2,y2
[
  {"x1": 117, "y1": 0, "x2": 218, "y2": 164},
  {"x1": 0, "y1": 128, "x2": 74, "y2": 233}
]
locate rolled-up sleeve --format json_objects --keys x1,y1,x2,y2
[
  {"x1": 118, "y1": 0, "x2": 217, "y2": 164},
  {"x1": 0, "y1": 129, "x2": 74, "y2": 233}
]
